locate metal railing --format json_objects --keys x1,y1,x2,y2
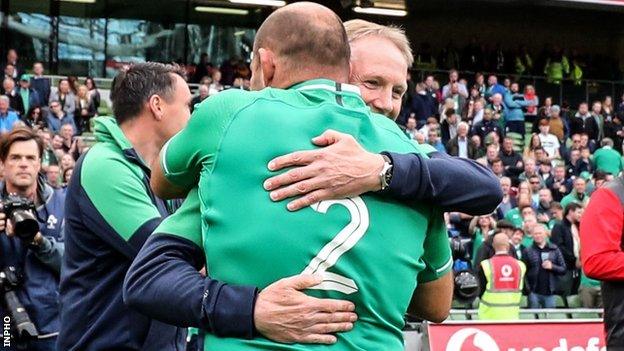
[{"x1": 447, "y1": 308, "x2": 603, "y2": 321}]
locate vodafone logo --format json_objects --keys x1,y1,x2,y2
[{"x1": 446, "y1": 328, "x2": 500, "y2": 351}]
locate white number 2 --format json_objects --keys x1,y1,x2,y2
[{"x1": 301, "y1": 196, "x2": 369, "y2": 295}]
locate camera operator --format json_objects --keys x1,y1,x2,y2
[{"x1": 0, "y1": 127, "x2": 65, "y2": 351}]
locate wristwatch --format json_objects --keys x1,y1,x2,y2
[{"x1": 379, "y1": 154, "x2": 393, "y2": 191}]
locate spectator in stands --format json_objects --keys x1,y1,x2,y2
[
  {"x1": 570, "y1": 102, "x2": 599, "y2": 145},
  {"x1": 477, "y1": 232, "x2": 526, "y2": 320},
  {"x1": 528, "y1": 174, "x2": 543, "y2": 204},
  {"x1": 49, "y1": 79, "x2": 76, "y2": 119},
  {"x1": 580, "y1": 147, "x2": 594, "y2": 173},
  {"x1": 548, "y1": 105, "x2": 567, "y2": 142},
  {"x1": 38, "y1": 130, "x2": 59, "y2": 170},
  {"x1": 405, "y1": 116, "x2": 418, "y2": 140},
  {"x1": 591, "y1": 101, "x2": 605, "y2": 142},
  {"x1": 418, "y1": 116, "x2": 438, "y2": 141},
  {"x1": 497, "y1": 177, "x2": 516, "y2": 219},
  {"x1": 2, "y1": 49, "x2": 21, "y2": 79},
  {"x1": 504, "y1": 82, "x2": 535, "y2": 135},
  {"x1": 524, "y1": 134, "x2": 542, "y2": 159},
  {"x1": 17, "y1": 74, "x2": 41, "y2": 115},
  {"x1": 485, "y1": 75, "x2": 506, "y2": 101},
  {"x1": 476, "y1": 143, "x2": 499, "y2": 168},
  {"x1": 63, "y1": 167, "x2": 74, "y2": 187},
  {"x1": 23, "y1": 106, "x2": 47, "y2": 131},
  {"x1": 487, "y1": 93, "x2": 505, "y2": 123},
  {"x1": 31, "y1": 62, "x2": 51, "y2": 105},
  {"x1": 519, "y1": 157, "x2": 539, "y2": 183},
  {"x1": 561, "y1": 177, "x2": 589, "y2": 209},
  {"x1": 464, "y1": 98, "x2": 485, "y2": 125},
  {"x1": 538, "y1": 159, "x2": 553, "y2": 183},
  {"x1": 447, "y1": 122, "x2": 477, "y2": 159},
  {"x1": 510, "y1": 228, "x2": 527, "y2": 260},
  {"x1": 60, "y1": 153, "x2": 75, "y2": 172},
  {"x1": 551, "y1": 202, "x2": 583, "y2": 296},
  {"x1": 427, "y1": 128, "x2": 446, "y2": 154},
  {"x1": 604, "y1": 114, "x2": 623, "y2": 153},
  {"x1": 473, "y1": 72, "x2": 486, "y2": 97},
  {"x1": 537, "y1": 187, "x2": 554, "y2": 223},
  {"x1": 566, "y1": 147, "x2": 589, "y2": 178},
  {"x1": 593, "y1": 138, "x2": 623, "y2": 176},
  {"x1": 67, "y1": 76, "x2": 80, "y2": 95},
  {"x1": 46, "y1": 164, "x2": 62, "y2": 189},
  {"x1": 446, "y1": 83, "x2": 466, "y2": 116},
  {"x1": 3, "y1": 77, "x2": 24, "y2": 116},
  {"x1": 499, "y1": 137, "x2": 523, "y2": 177},
  {"x1": 0, "y1": 95, "x2": 19, "y2": 133},
  {"x1": 547, "y1": 164, "x2": 571, "y2": 202},
  {"x1": 209, "y1": 69, "x2": 224, "y2": 95},
  {"x1": 603, "y1": 96, "x2": 614, "y2": 122},
  {"x1": 524, "y1": 85, "x2": 539, "y2": 123},
  {"x1": 442, "y1": 69, "x2": 468, "y2": 99},
  {"x1": 440, "y1": 109, "x2": 458, "y2": 144},
  {"x1": 76, "y1": 85, "x2": 97, "y2": 133},
  {"x1": 472, "y1": 108, "x2": 502, "y2": 142},
  {"x1": 47, "y1": 100, "x2": 76, "y2": 133},
  {"x1": 60, "y1": 124, "x2": 75, "y2": 154},
  {"x1": 190, "y1": 84, "x2": 209, "y2": 113},
  {"x1": 538, "y1": 96, "x2": 553, "y2": 120},
  {"x1": 85, "y1": 77, "x2": 101, "y2": 111},
  {"x1": 470, "y1": 214, "x2": 496, "y2": 267},
  {"x1": 544, "y1": 46, "x2": 569, "y2": 85},
  {"x1": 524, "y1": 225, "x2": 567, "y2": 308},
  {"x1": 491, "y1": 158, "x2": 505, "y2": 178},
  {"x1": 537, "y1": 119, "x2": 561, "y2": 159}
]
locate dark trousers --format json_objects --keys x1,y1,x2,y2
[{"x1": 506, "y1": 120, "x2": 526, "y2": 136}]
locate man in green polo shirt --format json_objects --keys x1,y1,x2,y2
[
  {"x1": 561, "y1": 177, "x2": 590, "y2": 209},
  {"x1": 125, "y1": 3, "x2": 449, "y2": 351},
  {"x1": 592, "y1": 138, "x2": 624, "y2": 176}
]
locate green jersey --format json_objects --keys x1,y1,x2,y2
[{"x1": 159, "y1": 80, "x2": 450, "y2": 350}]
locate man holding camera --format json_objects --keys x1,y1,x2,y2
[{"x1": 0, "y1": 127, "x2": 65, "y2": 351}]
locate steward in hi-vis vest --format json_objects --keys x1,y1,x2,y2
[{"x1": 478, "y1": 233, "x2": 526, "y2": 320}]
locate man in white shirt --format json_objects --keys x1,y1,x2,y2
[
  {"x1": 442, "y1": 69, "x2": 468, "y2": 99},
  {"x1": 538, "y1": 118, "x2": 560, "y2": 158}
]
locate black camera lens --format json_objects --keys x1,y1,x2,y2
[{"x1": 11, "y1": 211, "x2": 39, "y2": 243}]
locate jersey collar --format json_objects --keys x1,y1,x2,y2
[{"x1": 289, "y1": 79, "x2": 361, "y2": 97}]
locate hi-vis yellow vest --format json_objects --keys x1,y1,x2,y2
[{"x1": 478, "y1": 254, "x2": 526, "y2": 320}]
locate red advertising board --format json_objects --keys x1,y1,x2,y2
[{"x1": 428, "y1": 321, "x2": 605, "y2": 351}]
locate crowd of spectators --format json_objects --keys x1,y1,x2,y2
[
  {"x1": 399, "y1": 67, "x2": 624, "y2": 310},
  {"x1": 0, "y1": 49, "x2": 97, "y2": 191}
]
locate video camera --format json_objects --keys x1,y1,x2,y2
[
  {"x1": 0, "y1": 194, "x2": 39, "y2": 243},
  {"x1": 0, "y1": 266, "x2": 38, "y2": 341}
]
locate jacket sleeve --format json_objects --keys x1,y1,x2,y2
[
  {"x1": 383, "y1": 151, "x2": 503, "y2": 215},
  {"x1": 550, "y1": 225, "x2": 574, "y2": 266},
  {"x1": 31, "y1": 236, "x2": 64, "y2": 273},
  {"x1": 551, "y1": 248, "x2": 567, "y2": 275},
  {"x1": 580, "y1": 186, "x2": 624, "y2": 280},
  {"x1": 124, "y1": 233, "x2": 258, "y2": 338}
]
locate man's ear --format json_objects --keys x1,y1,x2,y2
[
  {"x1": 259, "y1": 48, "x2": 276, "y2": 87},
  {"x1": 148, "y1": 95, "x2": 164, "y2": 121}
]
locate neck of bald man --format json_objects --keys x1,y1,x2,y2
[{"x1": 271, "y1": 61, "x2": 350, "y2": 89}]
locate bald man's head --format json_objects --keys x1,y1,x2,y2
[
  {"x1": 252, "y1": 2, "x2": 350, "y2": 83},
  {"x1": 492, "y1": 233, "x2": 510, "y2": 252}
]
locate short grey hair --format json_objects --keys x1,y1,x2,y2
[
  {"x1": 344, "y1": 19, "x2": 413, "y2": 67},
  {"x1": 0, "y1": 95, "x2": 9, "y2": 104}
]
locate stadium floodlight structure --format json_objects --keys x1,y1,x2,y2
[
  {"x1": 229, "y1": 0, "x2": 286, "y2": 6},
  {"x1": 60, "y1": 0, "x2": 96, "y2": 3},
  {"x1": 194, "y1": 6, "x2": 249, "y2": 15},
  {"x1": 352, "y1": 6, "x2": 407, "y2": 16}
]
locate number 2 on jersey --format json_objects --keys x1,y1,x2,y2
[{"x1": 302, "y1": 196, "x2": 369, "y2": 295}]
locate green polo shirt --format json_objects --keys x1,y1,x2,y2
[{"x1": 157, "y1": 79, "x2": 450, "y2": 351}]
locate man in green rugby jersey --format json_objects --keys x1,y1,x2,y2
[{"x1": 125, "y1": 3, "x2": 451, "y2": 350}]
